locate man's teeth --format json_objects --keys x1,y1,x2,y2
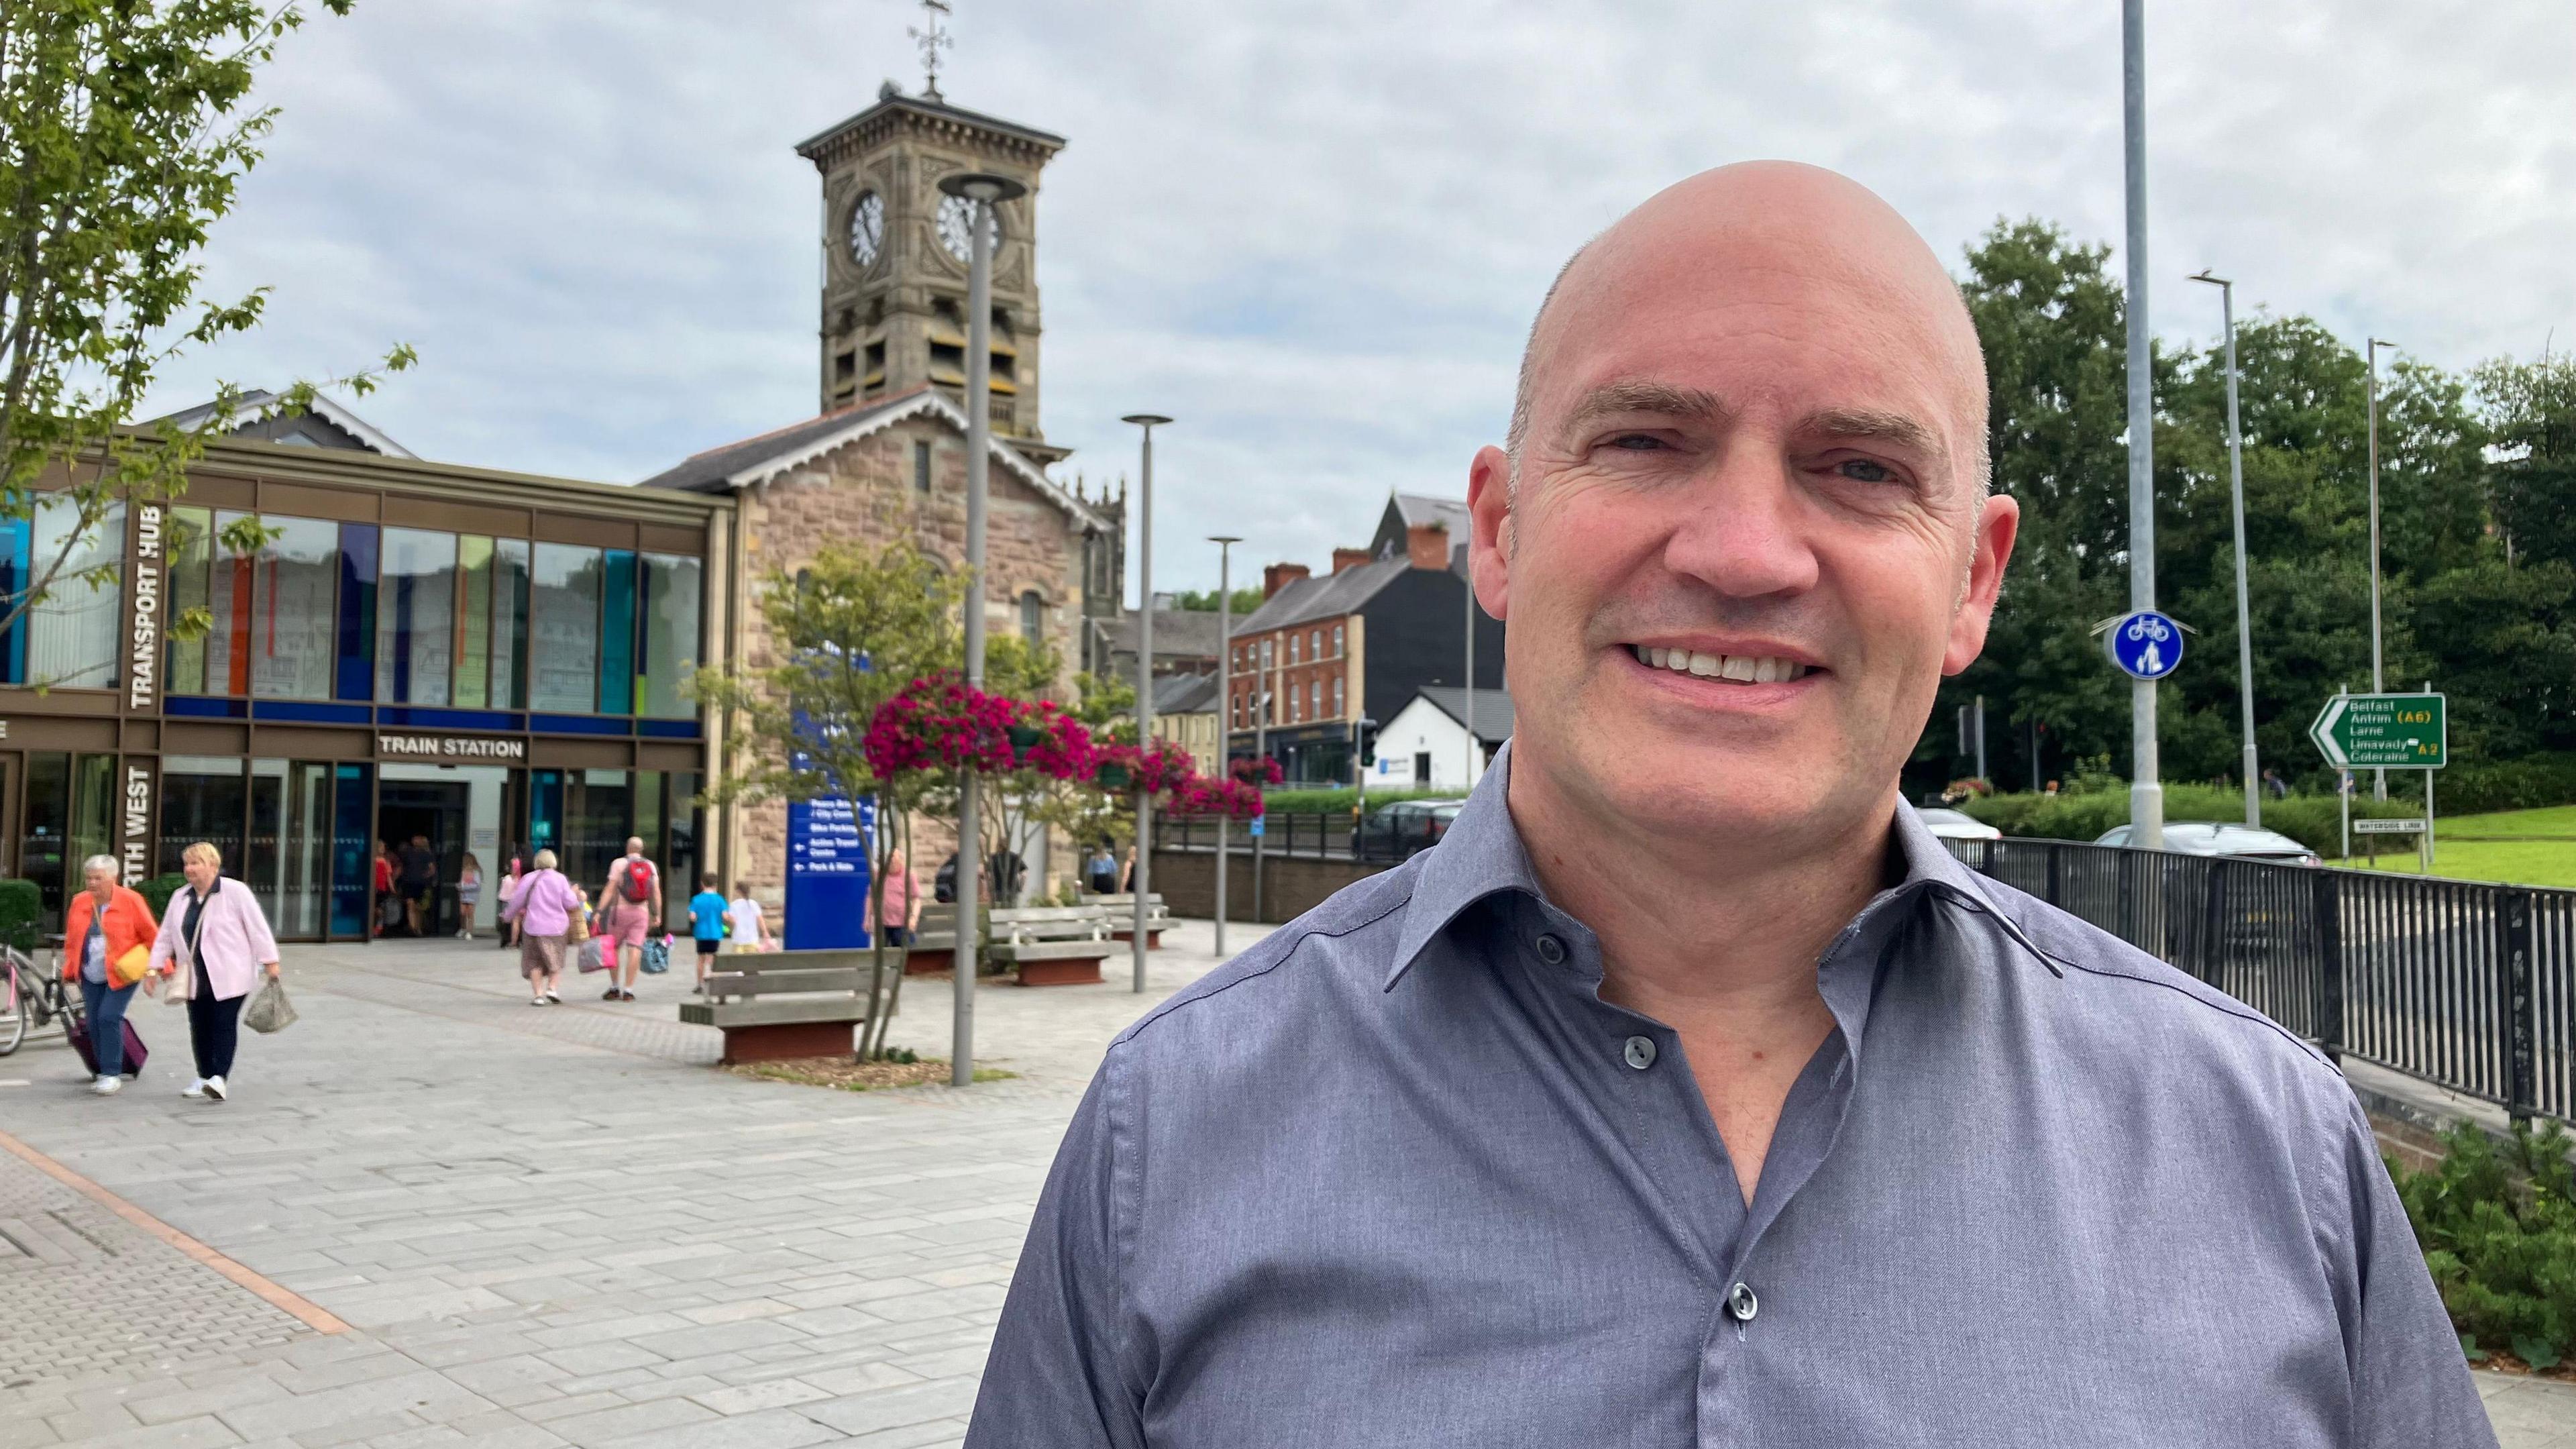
[{"x1": 1633, "y1": 645, "x2": 1809, "y2": 683}]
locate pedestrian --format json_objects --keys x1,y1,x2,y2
[
  {"x1": 686, "y1": 873, "x2": 728, "y2": 991},
  {"x1": 724, "y1": 883, "x2": 771, "y2": 953},
  {"x1": 1118, "y1": 845, "x2": 1138, "y2": 894},
  {"x1": 1084, "y1": 842, "x2": 1117, "y2": 895},
  {"x1": 966, "y1": 162, "x2": 2487, "y2": 1443},
  {"x1": 867, "y1": 848, "x2": 920, "y2": 948},
  {"x1": 499, "y1": 848, "x2": 582, "y2": 1006},
  {"x1": 989, "y1": 847, "x2": 1026, "y2": 906},
  {"x1": 455, "y1": 853, "x2": 483, "y2": 939},
  {"x1": 2042, "y1": 779, "x2": 2059, "y2": 797},
  {"x1": 592, "y1": 836, "x2": 661, "y2": 1002},
  {"x1": 62, "y1": 855, "x2": 157, "y2": 1096},
  {"x1": 372, "y1": 841, "x2": 396, "y2": 937},
  {"x1": 934, "y1": 853, "x2": 958, "y2": 904},
  {"x1": 146, "y1": 842, "x2": 280, "y2": 1104},
  {"x1": 398, "y1": 833, "x2": 439, "y2": 936},
  {"x1": 496, "y1": 853, "x2": 525, "y2": 951}
]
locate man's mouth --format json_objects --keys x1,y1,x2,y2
[{"x1": 1625, "y1": 644, "x2": 1815, "y2": 684}]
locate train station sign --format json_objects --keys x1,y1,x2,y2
[
  {"x1": 376, "y1": 733, "x2": 527, "y2": 761},
  {"x1": 2309, "y1": 692, "x2": 2446, "y2": 770}
]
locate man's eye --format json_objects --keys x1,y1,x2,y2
[
  {"x1": 1835, "y1": 458, "x2": 1896, "y2": 484},
  {"x1": 1606, "y1": 434, "x2": 1666, "y2": 452}
]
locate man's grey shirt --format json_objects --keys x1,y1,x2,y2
[{"x1": 968, "y1": 755, "x2": 2489, "y2": 1446}]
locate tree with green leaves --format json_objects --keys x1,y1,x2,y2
[
  {"x1": 693, "y1": 540, "x2": 964, "y2": 1059},
  {"x1": 1, "y1": 0, "x2": 411, "y2": 676}
]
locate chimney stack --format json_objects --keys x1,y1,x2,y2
[
  {"x1": 1405, "y1": 523, "x2": 1448, "y2": 571},
  {"x1": 1263, "y1": 562, "x2": 1311, "y2": 599},
  {"x1": 1331, "y1": 547, "x2": 1371, "y2": 575}
]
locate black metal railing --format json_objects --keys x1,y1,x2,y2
[
  {"x1": 1160, "y1": 812, "x2": 1356, "y2": 861},
  {"x1": 1947, "y1": 837, "x2": 2576, "y2": 1124}
]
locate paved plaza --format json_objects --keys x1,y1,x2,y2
[{"x1": 3, "y1": 920, "x2": 2573, "y2": 1448}]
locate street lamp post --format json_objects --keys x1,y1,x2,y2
[
  {"x1": 2366, "y1": 337, "x2": 2398, "y2": 800},
  {"x1": 936, "y1": 170, "x2": 1025, "y2": 1087},
  {"x1": 1462, "y1": 551, "x2": 1475, "y2": 790},
  {"x1": 1208, "y1": 535, "x2": 1240, "y2": 957},
  {"x1": 2192, "y1": 270, "x2": 2261, "y2": 826},
  {"x1": 2121, "y1": 0, "x2": 2162, "y2": 850},
  {"x1": 1120, "y1": 413, "x2": 1172, "y2": 994}
]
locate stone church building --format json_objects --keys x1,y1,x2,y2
[{"x1": 643, "y1": 84, "x2": 1122, "y2": 912}]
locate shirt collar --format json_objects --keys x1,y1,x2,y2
[{"x1": 1387, "y1": 741, "x2": 2057, "y2": 991}]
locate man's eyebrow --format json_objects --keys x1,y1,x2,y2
[
  {"x1": 1804, "y1": 406, "x2": 1943, "y2": 460},
  {"x1": 1555, "y1": 380, "x2": 1727, "y2": 441}
]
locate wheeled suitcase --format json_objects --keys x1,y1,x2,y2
[{"x1": 64, "y1": 1014, "x2": 147, "y2": 1077}]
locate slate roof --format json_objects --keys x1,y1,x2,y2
[
  {"x1": 1095, "y1": 608, "x2": 1227, "y2": 661},
  {"x1": 638, "y1": 386, "x2": 1102, "y2": 529},
  {"x1": 1151, "y1": 672, "x2": 1220, "y2": 714},
  {"x1": 1413, "y1": 685, "x2": 1514, "y2": 741},
  {"x1": 146, "y1": 389, "x2": 415, "y2": 459},
  {"x1": 1233, "y1": 557, "x2": 1415, "y2": 635}
]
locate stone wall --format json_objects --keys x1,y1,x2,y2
[
  {"x1": 727, "y1": 412, "x2": 1091, "y2": 916},
  {"x1": 1150, "y1": 847, "x2": 1387, "y2": 924}
]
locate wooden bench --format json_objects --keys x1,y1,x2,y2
[
  {"x1": 678, "y1": 947, "x2": 892, "y2": 1064},
  {"x1": 987, "y1": 905, "x2": 1116, "y2": 987},
  {"x1": 906, "y1": 904, "x2": 959, "y2": 975},
  {"x1": 1081, "y1": 892, "x2": 1173, "y2": 947}
]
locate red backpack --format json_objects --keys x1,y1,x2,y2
[{"x1": 620, "y1": 858, "x2": 654, "y2": 902}]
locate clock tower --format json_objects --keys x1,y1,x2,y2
[{"x1": 797, "y1": 82, "x2": 1069, "y2": 465}]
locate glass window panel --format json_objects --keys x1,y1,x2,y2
[
  {"x1": 22, "y1": 752, "x2": 68, "y2": 924},
  {"x1": 158, "y1": 756, "x2": 246, "y2": 878},
  {"x1": 599, "y1": 549, "x2": 635, "y2": 714},
  {"x1": 376, "y1": 528, "x2": 458, "y2": 704},
  {"x1": 640, "y1": 553, "x2": 700, "y2": 720},
  {"x1": 206, "y1": 508, "x2": 256, "y2": 695},
  {"x1": 456, "y1": 536, "x2": 495, "y2": 709},
  {"x1": 531, "y1": 543, "x2": 600, "y2": 712},
  {"x1": 493, "y1": 538, "x2": 529, "y2": 710},
  {"x1": 166, "y1": 507, "x2": 211, "y2": 694},
  {"x1": 335, "y1": 524, "x2": 377, "y2": 702},
  {"x1": 252, "y1": 517, "x2": 337, "y2": 700},
  {"x1": 330, "y1": 763, "x2": 372, "y2": 937},
  {"x1": 26, "y1": 498, "x2": 124, "y2": 689}
]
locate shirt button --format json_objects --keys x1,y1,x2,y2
[
  {"x1": 1534, "y1": 933, "x2": 1566, "y2": 966},
  {"x1": 1622, "y1": 1035, "x2": 1657, "y2": 1070},
  {"x1": 1726, "y1": 1282, "x2": 1759, "y2": 1322}
]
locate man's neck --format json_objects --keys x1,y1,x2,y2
[{"x1": 1504, "y1": 757, "x2": 1897, "y2": 1015}]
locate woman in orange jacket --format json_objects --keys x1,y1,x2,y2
[{"x1": 62, "y1": 855, "x2": 159, "y2": 1095}]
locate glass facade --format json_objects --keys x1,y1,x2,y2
[
  {"x1": 0, "y1": 499, "x2": 127, "y2": 690},
  {"x1": 531, "y1": 543, "x2": 600, "y2": 712},
  {"x1": 640, "y1": 553, "x2": 700, "y2": 719},
  {"x1": 377, "y1": 527, "x2": 459, "y2": 704}
]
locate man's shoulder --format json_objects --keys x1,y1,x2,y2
[
  {"x1": 1962, "y1": 874, "x2": 2347, "y2": 1093},
  {"x1": 1107, "y1": 857, "x2": 1428, "y2": 1064}
]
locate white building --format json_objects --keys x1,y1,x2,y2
[{"x1": 1369, "y1": 686, "x2": 1512, "y2": 794}]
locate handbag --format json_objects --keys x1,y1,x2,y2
[
  {"x1": 109, "y1": 943, "x2": 151, "y2": 990},
  {"x1": 641, "y1": 935, "x2": 671, "y2": 975},
  {"x1": 243, "y1": 977, "x2": 297, "y2": 1034},
  {"x1": 575, "y1": 937, "x2": 608, "y2": 973}
]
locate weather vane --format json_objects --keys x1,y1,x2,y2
[{"x1": 910, "y1": 0, "x2": 953, "y2": 101}]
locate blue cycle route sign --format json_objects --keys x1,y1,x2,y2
[{"x1": 2103, "y1": 609, "x2": 2184, "y2": 681}]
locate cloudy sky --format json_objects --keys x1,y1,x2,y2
[{"x1": 142, "y1": 0, "x2": 2575, "y2": 597}]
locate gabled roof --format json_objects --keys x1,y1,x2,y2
[
  {"x1": 638, "y1": 386, "x2": 1104, "y2": 530},
  {"x1": 148, "y1": 388, "x2": 415, "y2": 459},
  {"x1": 1234, "y1": 557, "x2": 1416, "y2": 635},
  {"x1": 1152, "y1": 672, "x2": 1220, "y2": 715},
  {"x1": 1391, "y1": 492, "x2": 1470, "y2": 537},
  {"x1": 1095, "y1": 608, "x2": 1228, "y2": 661},
  {"x1": 1372, "y1": 492, "x2": 1473, "y2": 572},
  {"x1": 1413, "y1": 685, "x2": 1514, "y2": 741}
]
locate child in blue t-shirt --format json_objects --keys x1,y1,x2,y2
[{"x1": 688, "y1": 873, "x2": 729, "y2": 993}]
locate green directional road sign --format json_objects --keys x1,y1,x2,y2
[{"x1": 2310, "y1": 692, "x2": 2447, "y2": 770}]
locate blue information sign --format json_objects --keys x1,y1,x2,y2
[
  {"x1": 2104, "y1": 609, "x2": 2184, "y2": 681},
  {"x1": 785, "y1": 793, "x2": 873, "y2": 951},
  {"x1": 1248, "y1": 814, "x2": 1265, "y2": 838}
]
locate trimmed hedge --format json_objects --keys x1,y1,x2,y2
[
  {"x1": 2392, "y1": 1119, "x2": 2576, "y2": 1371},
  {"x1": 138, "y1": 873, "x2": 186, "y2": 919},
  {"x1": 1959, "y1": 784, "x2": 2426, "y2": 856},
  {"x1": 1258, "y1": 786, "x2": 1460, "y2": 815},
  {"x1": 0, "y1": 878, "x2": 36, "y2": 953}
]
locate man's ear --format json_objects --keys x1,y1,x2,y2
[
  {"x1": 1941, "y1": 492, "x2": 2020, "y2": 676},
  {"x1": 1467, "y1": 445, "x2": 1515, "y2": 621}
]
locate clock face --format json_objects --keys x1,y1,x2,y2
[
  {"x1": 847, "y1": 191, "x2": 884, "y2": 267},
  {"x1": 936, "y1": 192, "x2": 1001, "y2": 263}
]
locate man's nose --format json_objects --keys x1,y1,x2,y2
[{"x1": 1658, "y1": 446, "x2": 1820, "y2": 600}]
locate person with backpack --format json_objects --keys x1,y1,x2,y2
[{"x1": 593, "y1": 837, "x2": 662, "y2": 1002}]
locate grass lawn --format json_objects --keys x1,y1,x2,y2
[{"x1": 2327, "y1": 803, "x2": 2576, "y2": 888}]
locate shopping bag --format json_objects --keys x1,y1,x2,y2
[
  {"x1": 640, "y1": 936, "x2": 671, "y2": 975},
  {"x1": 575, "y1": 938, "x2": 608, "y2": 973},
  {"x1": 244, "y1": 978, "x2": 297, "y2": 1034},
  {"x1": 64, "y1": 1015, "x2": 147, "y2": 1077}
]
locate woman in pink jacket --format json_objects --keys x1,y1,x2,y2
[
  {"x1": 500, "y1": 848, "x2": 584, "y2": 1006},
  {"x1": 146, "y1": 842, "x2": 281, "y2": 1104}
]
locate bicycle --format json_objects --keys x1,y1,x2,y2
[{"x1": 0, "y1": 944, "x2": 78, "y2": 1057}]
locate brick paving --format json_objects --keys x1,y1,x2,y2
[{"x1": 0, "y1": 918, "x2": 2570, "y2": 1446}]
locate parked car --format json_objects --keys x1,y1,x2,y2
[
  {"x1": 2092, "y1": 822, "x2": 2322, "y2": 867},
  {"x1": 1355, "y1": 798, "x2": 1466, "y2": 862},
  {"x1": 1917, "y1": 808, "x2": 2001, "y2": 842}
]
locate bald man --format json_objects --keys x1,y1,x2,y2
[{"x1": 968, "y1": 166, "x2": 2489, "y2": 1447}]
